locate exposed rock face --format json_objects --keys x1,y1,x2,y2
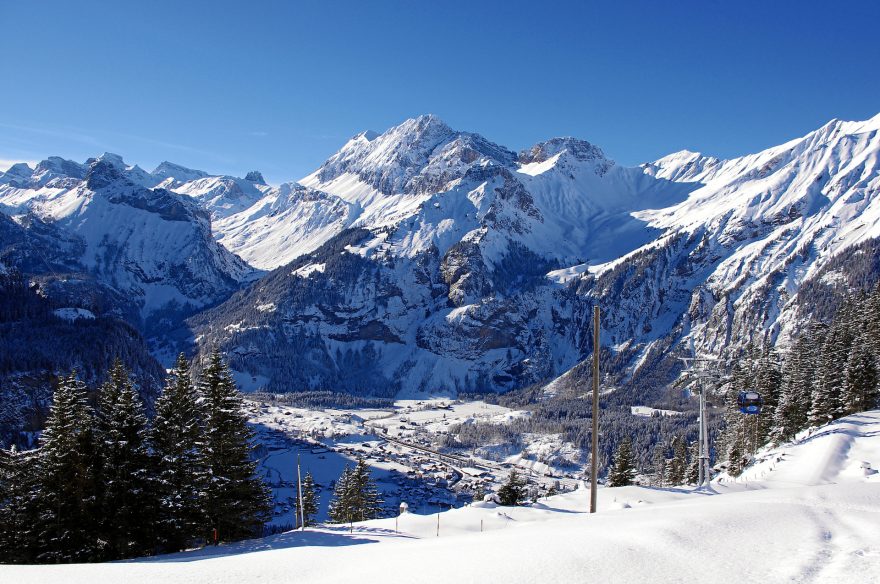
[{"x1": 245, "y1": 170, "x2": 266, "y2": 185}]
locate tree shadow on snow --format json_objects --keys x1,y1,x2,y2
[{"x1": 135, "y1": 527, "x2": 404, "y2": 563}]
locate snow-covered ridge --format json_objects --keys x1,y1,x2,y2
[{"x1": 533, "y1": 119, "x2": 880, "y2": 407}]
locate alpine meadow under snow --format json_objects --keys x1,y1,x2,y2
[{"x1": 2, "y1": 111, "x2": 880, "y2": 581}]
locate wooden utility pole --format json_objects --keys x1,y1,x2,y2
[
  {"x1": 590, "y1": 305, "x2": 600, "y2": 513},
  {"x1": 296, "y1": 454, "x2": 305, "y2": 531}
]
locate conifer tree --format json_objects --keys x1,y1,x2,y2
[
  {"x1": 651, "y1": 443, "x2": 667, "y2": 487},
  {"x1": 607, "y1": 438, "x2": 637, "y2": 487},
  {"x1": 328, "y1": 460, "x2": 383, "y2": 523},
  {"x1": 754, "y1": 343, "x2": 782, "y2": 442},
  {"x1": 842, "y1": 338, "x2": 879, "y2": 415},
  {"x1": 773, "y1": 335, "x2": 814, "y2": 441},
  {"x1": 497, "y1": 469, "x2": 526, "y2": 506},
  {"x1": 864, "y1": 284, "x2": 880, "y2": 358},
  {"x1": 685, "y1": 440, "x2": 700, "y2": 485},
  {"x1": 810, "y1": 322, "x2": 850, "y2": 425},
  {"x1": 328, "y1": 466, "x2": 353, "y2": 524},
  {"x1": 0, "y1": 447, "x2": 14, "y2": 559},
  {"x1": 151, "y1": 353, "x2": 206, "y2": 552},
  {"x1": 721, "y1": 376, "x2": 748, "y2": 477},
  {"x1": 35, "y1": 373, "x2": 101, "y2": 563},
  {"x1": 198, "y1": 349, "x2": 272, "y2": 542},
  {"x1": 0, "y1": 447, "x2": 40, "y2": 563},
  {"x1": 665, "y1": 436, "x2": 688, "y2": 486},
  {"x1": 96, "y1": 360, "x2": 155, "y2": 559},
  {"x1": 348, "y1": 458, "x2": 383, "y2": 521},
  {"x1": 295, "y1": 471, "x2": 319, "y2": 527}
]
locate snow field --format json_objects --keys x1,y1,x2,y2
[{"x1": 7, "y1": 411, "x2": 880, "y2": 583}]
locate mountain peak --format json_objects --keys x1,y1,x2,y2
[
  {"x1": 378, "y1": 114, "x2": 455, "y2": 149},
  {"x1": 397, "y1": 113, "x2": 450, "y2": 131},
  {"x1": 244, "y1": 170, "x2": 266, "y2": 185},
  {"x1": 308, "y1": 114, "x2": 517, "y2": 195},
  {"x1": 2, "y1": 162, "x2": 34, "y2": 177},
  {"x1": 519, "y1": 137, "x2": 609, "y2": 165},
  {"x1": 91, "y1": 152, "x2": 127, "y2": 168},
  {"x1": 152, "y1": 161, "x2": 208, "y2": 182},
  {"x1": 642, "y1": 149, "x2": 722, "y2": 183}
]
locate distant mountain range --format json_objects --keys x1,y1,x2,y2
[{"x1": 2, "y1": 113, "x2": 879, "y2": 408}]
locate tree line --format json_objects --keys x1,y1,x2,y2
[
  {"x1": 606, "y1": 285, "x2": 880, "y2": 485},
  {"x1": 0, "y1": 350, "x2": 272, "y2": 563},
  {"x1": 717, "y1": 286, "x2": 880, "y2": 476}
]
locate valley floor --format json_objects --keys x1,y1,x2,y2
[{"x1": 5, "y1": 411, "x2": 880, "y2": 584}]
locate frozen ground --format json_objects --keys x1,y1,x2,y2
[{"x1": 6, "y1": 410, "x2": 880, "y2": 583}]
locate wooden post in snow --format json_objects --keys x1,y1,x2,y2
[
  {"x1": 590, "y1": 306, "x2": 600, "y2": 514},
  {"x1": 296, "y1": 454, "x2": 305, "y2": 531}
]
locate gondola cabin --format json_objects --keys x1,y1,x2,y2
[{"x1": 738, "y1": 391, "x2": 763, "y2": 415}]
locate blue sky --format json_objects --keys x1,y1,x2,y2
[{"x1": 1, "y1": 0, "x2": 878, "y2": 183}]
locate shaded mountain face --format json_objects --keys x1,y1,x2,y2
[
  {"x1": 0, "y1": 153, "x2": 256, "y2": 336},
  {"x1": 3, "y1": 113, "x2": 879, "y2": 402}
]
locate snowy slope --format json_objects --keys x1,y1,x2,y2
[
  {"x1": 7, "y1": 409, "x2": 879, "y2": 584},
  {"x1": 212, "y1": 183, "x2": 353, "y2": 269},
  {"x1": 163, "y1": 174, "x2": 270, "y2": 219},
  {"x1": 574, "y1": 112, "x2": 880, "y2": 377},
  {"x1": 0, "y1": 154, "x2": 254, "y2": 325}
]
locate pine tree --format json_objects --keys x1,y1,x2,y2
[
  {"x1": 721, "y1": 373, "x2": 748, "y2": 477},
  {"x1": 0, "y1": 447, "x2": 40, "y2": 563},
  {"x1": 685, "y1": 440, "x2": 700, "y2": 485},
  {"x1": 864, "y1": 284, "x2": 880, "y2": 358},
  {"x1": 754, "y1": 343, "x2": 783, "y2": 442},
  {"x1": 328, "y1": 466, "x2": 353, "y2": 524},
  {"x1": 773, "y1": 335, "x2": 814, "y2": 441},
  {"x1": 810, "y1": 307, "x2": 854, "y2": 424},
  {"x1": 152, "y1": 353, "x2": 206, "y2": 552},
  {"x1": 347, "y1": 458, "x2": 383, "y2": 521},
  {"x1": 607, "y1": 438, "x2": 637, "y2": 487},
  {"x1": 96, "y1": 360, "x2": 155, "y2": 559},
  {"x1": 665, "y1": 436, "x2": 688, "y2": 486},
  {"x1": 295, "y1": 471, "x2": 319, "y2": 527},
  {"x1": 842, "y1": 338, "x2": 879, "y2": 415},
  {"x1": 651, "y1": 443, "x2": 667, "y2": 487},
  {"x1": 198, "y1": 349, "x2": 272, "y2": 542},
  {"x1": 34, "y1": 372, "x2": 101, "y2": 563},
  {"x1": 809, "y1": 334, "x2": 840, "y2": 426},
  {"x1": 497, "y1": 469, "x2": 526, "y2": 506}
]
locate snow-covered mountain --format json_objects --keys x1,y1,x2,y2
[
  {"x1": 0, "y1": 153, "x2": 255, "y2": 330},
  {"x1": 574, "y1": 113, "x2": 880, "y2": 382},
  {"x1": 187, "y1": 113, "x2": 880, "y2": 396},
  {"x1": 3, "y1": 112, "x2": 879, "y2": 399}
]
